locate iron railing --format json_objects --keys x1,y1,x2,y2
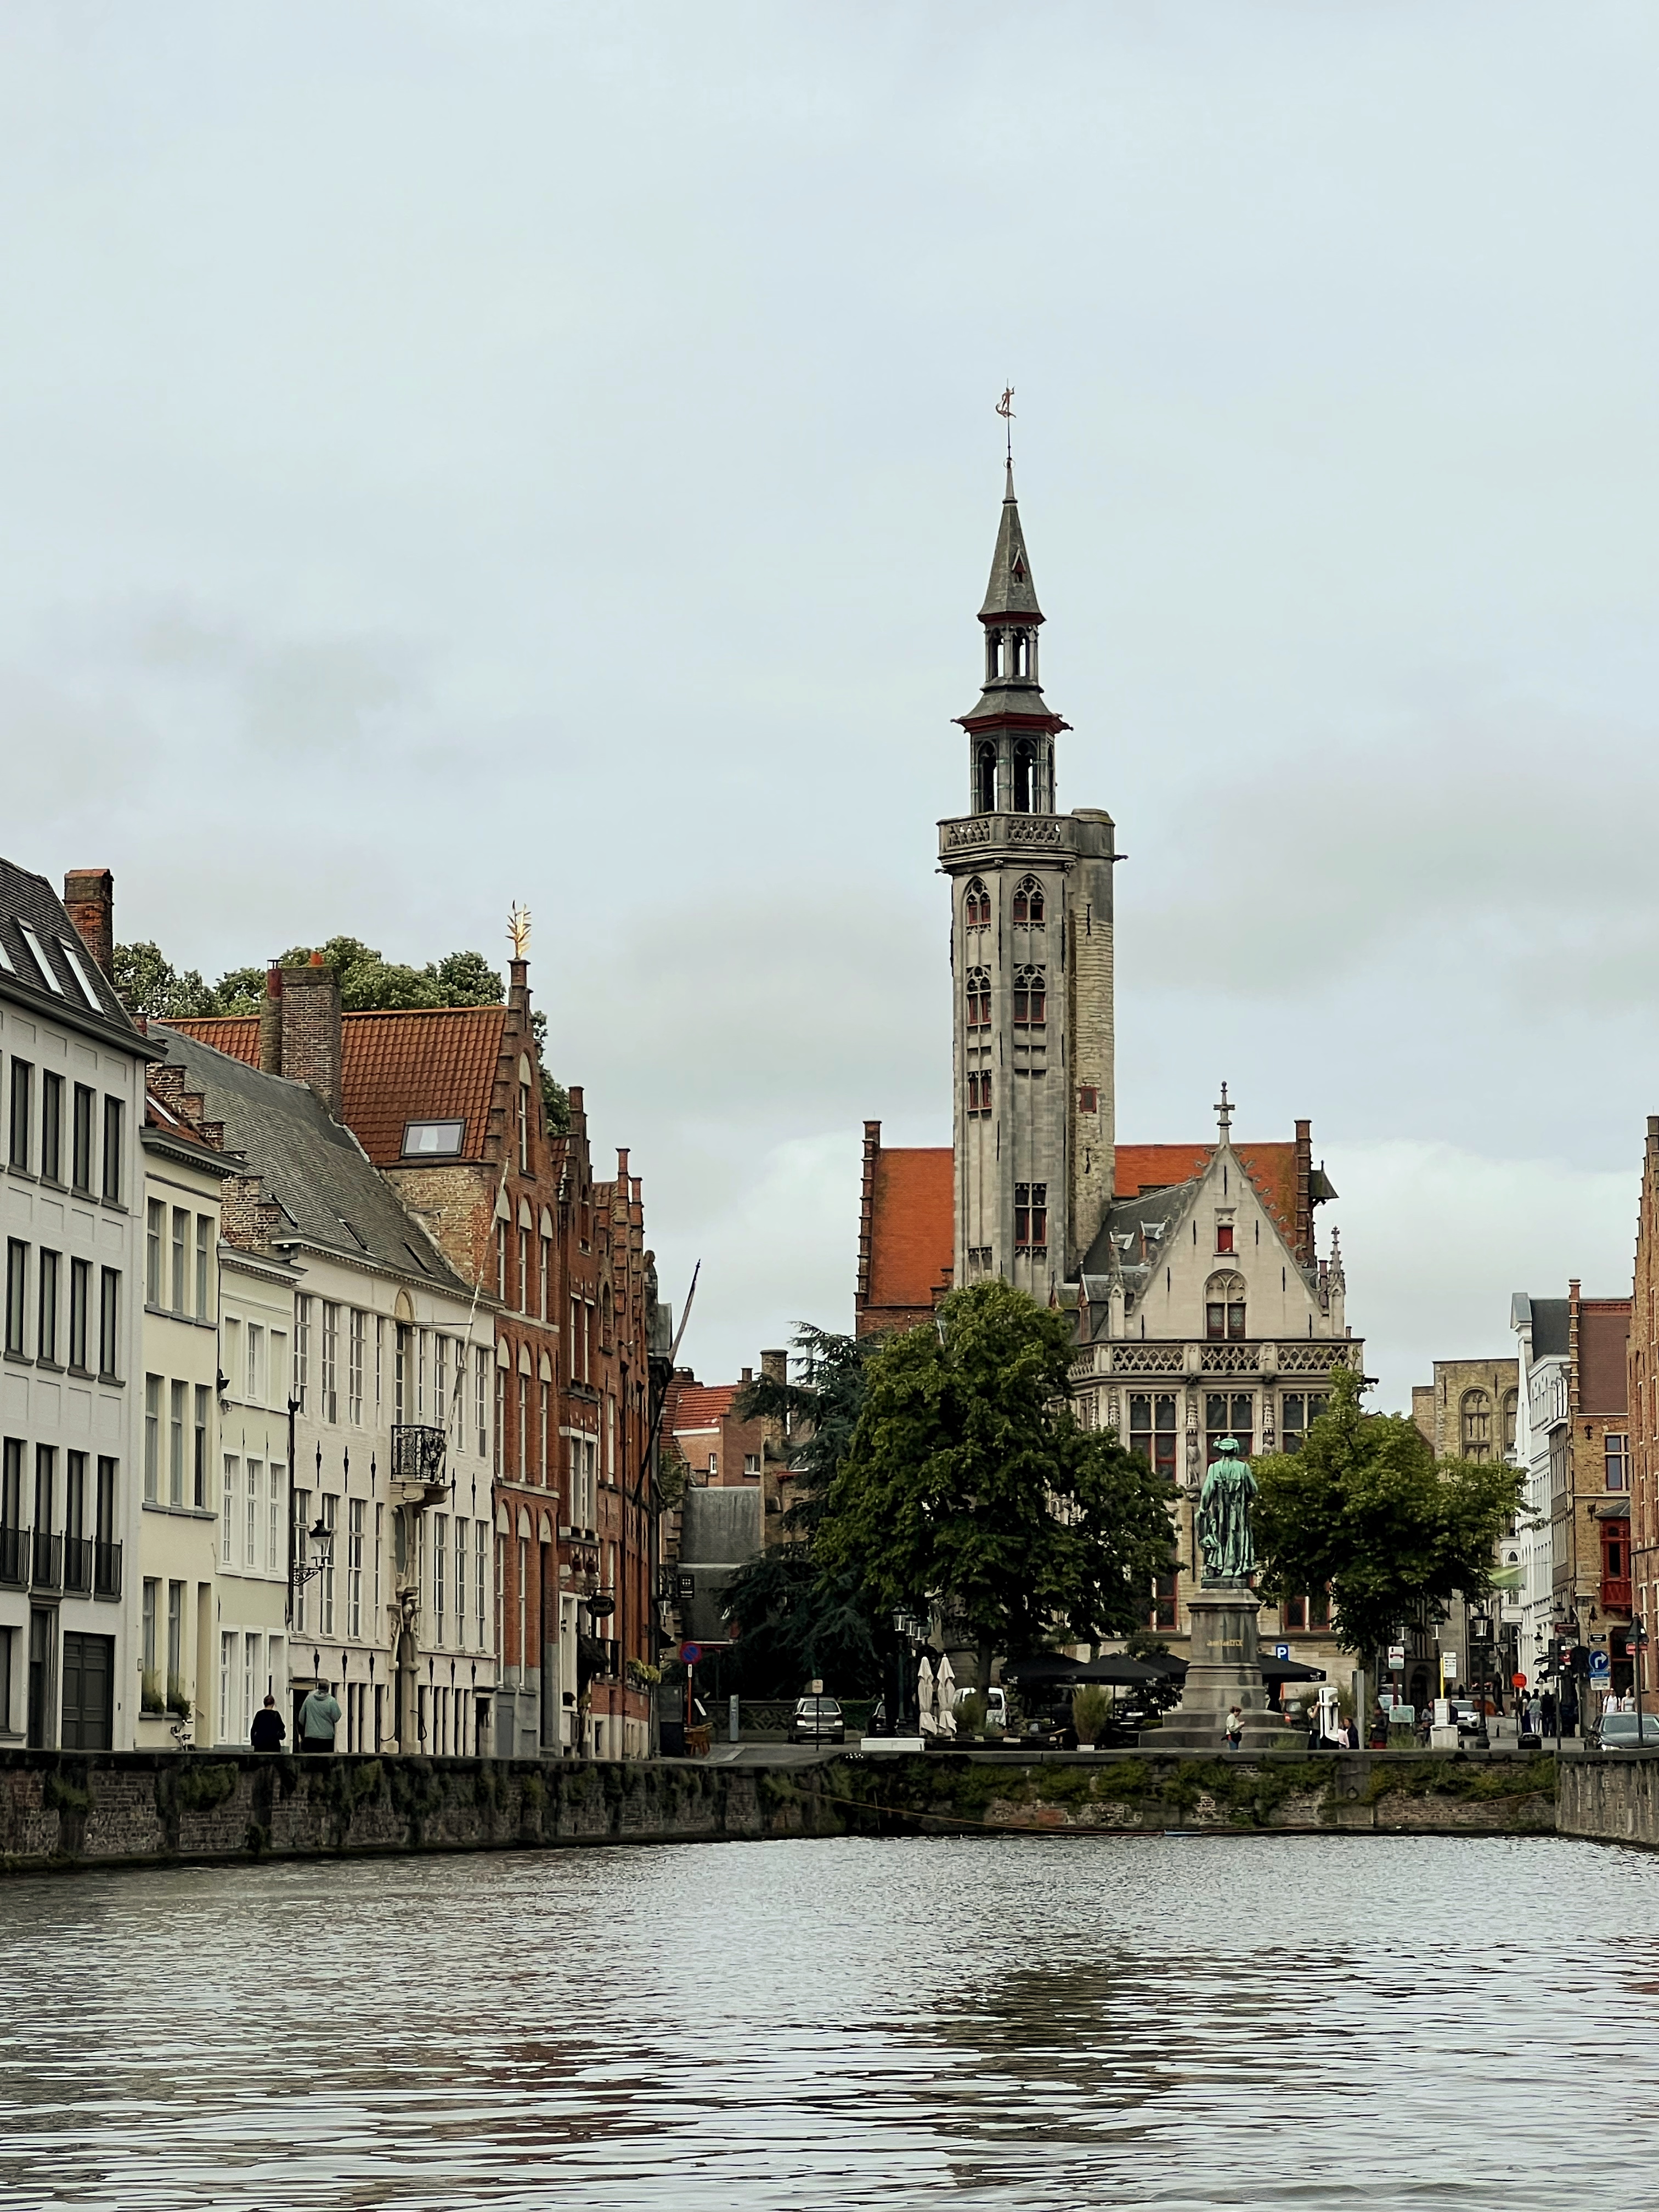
[
  {"x1": 93, "y1": 1539, "x2": 122, "y2": 1600},
  {"x1": 0, "y1": 1525, "x2": 24, "y2": 1588},
  {"x1": 62, "y1": 1536, "x2": 93, "y2": 1594},
  {"x1": 30, "y1": 1531, "x2": 62, "y2": 1592},
  {"x1": 391, "y1": 1424, "x2": 449, "y2": 1496}
]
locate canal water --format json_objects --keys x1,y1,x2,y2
[{"x1": 1, "y1": 1832, "x2": 1655, "y2": 2210}]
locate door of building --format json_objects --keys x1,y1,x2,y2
[
  {"x1": 26, "y1": 1609, "x2": 54, "y2": 1748},
  {"x1": 61, "y1": 1632, "x2": 114, "y2": 1750}
]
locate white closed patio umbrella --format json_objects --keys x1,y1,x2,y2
[
  {"x1": 917, "y1": 1655, "x2": 936, "y2": 1735},
  {"x1": 936, "y1": 1654, "x2": 958, "y2": 1737}
]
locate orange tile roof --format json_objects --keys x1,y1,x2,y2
[
  {"x1": 865, "y1": 1138, "x2": 1300, "y2": 1306},
  {"x1": 668, "y1": 1381, "x2": 746, "y2": 1434},
  {"x1": 866, "y1": 1146, "x2": 955, "y2": 1315},
  {"x1": 168, "y1": 1007, "x2": 509, "y2": 1164},
  {"x1": 1116, "y1": 1142, "x2": 1297, "y2": 1245}
]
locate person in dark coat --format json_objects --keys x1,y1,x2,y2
[{"x1": 250, "y1": 1694, "x2": 286, "y2": 1752}]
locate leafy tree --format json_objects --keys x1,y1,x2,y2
[
  {"x1": 111, "y1": 942, "x2": 216, "y2": 1020},
  {"x1": 209, "y1": 965, "x2": 266, "y2": 1015},
  {"x1": 1252, "y1": 1365, "x2": 1525, "y2": 1666},
  {"x1": 715, "y1": 1325, "x2": 887, "y2": 1697},
  {"x1": 815, "y1": 1280, "x2": 1176, "y2": 1693}
]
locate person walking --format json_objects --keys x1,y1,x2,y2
[
  {"x1": 298, "y1": 1680, "x2": 341, "y2": 1754},
  {"x1": 250, "y1": 1694, "x2": 286, "y2": 1753},
  {"x1": 1225, "y1": 1706, "x2": 1243, "y2": 1749}
]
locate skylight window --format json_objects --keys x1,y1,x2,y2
[
  {"x1": 0, "y1": 934, "x2": 14, "y2": 974},
  {"x1": 60, "y1": 939, "x2": 104, "y2": 1008},
  {"x1": 16, "y1": 923, "x2": 65, "y2": 995},
  {"x1": 402, "y1": 1119, "x2": 464, "y2": 1156}
]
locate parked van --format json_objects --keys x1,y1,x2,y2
[{"x1": 955, "y1": 1685, "x2": 1008, "y2": 1729}]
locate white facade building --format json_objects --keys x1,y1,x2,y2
[{"x1": 1, "y1": 863, "x2": 149, "y2": 1749}]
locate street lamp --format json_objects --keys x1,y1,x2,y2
[{"x1": 291, "y1": 1516, "x2": 333, "y2": 1590}]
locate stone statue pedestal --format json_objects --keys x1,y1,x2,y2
[{"x1": 1148, "y1": 1585, "x2": 1285, "y2": 1753}]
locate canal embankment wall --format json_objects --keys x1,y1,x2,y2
[
  {"x1": 1558, "y1": 1751, "x2": 1659, "y2": 1849},
  {"x1": 0, "y1": 1745, "x2": 1562, "y2": 1875}
]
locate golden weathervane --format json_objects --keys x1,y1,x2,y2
[{"x1": 507, "y1": 902, "x2": 532, "y2": 958}]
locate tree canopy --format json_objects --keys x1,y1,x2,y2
[
  {"x1": 815, "y1": 1280, "x2": 1175, "y2": 1690},
  {"x1": 114, "y1": 933, "x2": 569, "y2": 1130},
  {"x1": 1251, "y1": 1364, "x2": 1525, "y2": 1661}
]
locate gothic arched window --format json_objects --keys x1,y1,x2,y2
[
  {"x1": 1011, "y1": 964, "x2": 1045, "y2": 1026},
  {"x1": 1012, "y1": 876, "x2": 1045, "y2": 927},
  {"x1": 975, "y1": 743, "x2": 997, "y2": 814},
  {"x1": 1461, "y1": 1389, "x2": 1492, "y2": 1460},
  {"x1": 1501, "y1": 1389, "x2": 1518, "y2": 1454},
  {"x1": 965, "y1": 967, "x2": 991, "y2": 1030},
  {"x1": 1204, "y1": 1271, "x2": 1247, "y2": 1342},
  {"x1": 1013, "y1": 741, "x2": 1035, "y2": 813},
  {"x1": 966, "y1": 1072, "x2": 991, "y2": 1118},
  {"x1": 964, "y1": 879, "x2": 990, "y2": 930}
]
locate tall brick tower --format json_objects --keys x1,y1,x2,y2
[{"x1": 940, "y1": 462, "x2": 1116, "y2": 1296}]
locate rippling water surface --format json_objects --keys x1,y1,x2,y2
[{"x1": 1, "y1": 1833, "x2": 1656, "y2": 2210}]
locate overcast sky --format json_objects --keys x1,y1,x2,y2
[{"x1": 4, "y1": 2, "x2": 1656, "y2": 1408}]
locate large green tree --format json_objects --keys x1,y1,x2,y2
[
  {"x1": 1252, "y1": 1364, "x2": 1525, "y2": 1664},
  {"x1": 713, "y1": 1325, "x2": 888, "y2": 1697},
  {"x1": 815, "y1": 1280, "x2": 1176, "y2": 1692}
]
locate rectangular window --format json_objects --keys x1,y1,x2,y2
[
  {"x1": 101, "y1": 1097, "x2": 123, "y2": 1204},
  {"x1": 1151, "y1": 1568, "x2": 1180, "y2": 1633},
  {"x1": 540, "y1": 1381, "x2": 551, "y2": 1485},
  {"x1": 8, "y1": 1060, "x2": 31, "y2": 1172},
  {"x1": 4, "y1": 1241, "x2": 26, "y2": 1358},
  {"x1": 417, "y1": 1328, "x2": 427, "y2": 1420},
  {"x1": 245, "y1": 1322, "x2": 261, "y2": 1403},
  {"x1": 321, "y1": 1493, "x2": 337, "y2": 1635},
  {"x1": 1013, "y1": 1183, "x2": 1048, "y2": 1255},
  {"x1": 146, "y1": 1200, "x2": 164, "y2": 1305},
  {"x1": 36, "y1": 1250, "x2": 58, "y2": 1364},
  {"x1": 455, "y1": 1518, "x2": 467, "y2": 1648},
  {"x1": 1205, "y1": 1392, "x2": 1254, "y2": 1463},
  {"x1": 269, "y1": 1466, "x2": 283, "y2": 1579},
  {"x1": 219, "y1": 1632, "x2": 234, "y2": 1746},
  {"x1": 171, "y1": 1208, "x2": 187, "y2": 1313},
  {"x1": 476, "y1": 1520, "x2": 487, "y2": 1639},
  {"x1": 435, "y1": 1514, "x2": 447, "y2": 1640},
  {"x1": 195, "y1": 1215, "x2": 211, "y2": 1319},
  {"x1": 1280, "y1": 1394, "x2": 1328, "y2": 1455},
  {"x1": 98, "y1": 1268, "x2": 119, "y2": 1379},
  {"x1": 519, "y1": 1229, "x2": 531, "y2": 1314},
  {"x1": 223, "y1": 1316, "x2": 241, "y2": 1402},
  {"x1": 495, "y1": 1371, "x2": 503, "y2": 1477},
  {"x1": 1607, "y1": 1435, "x2": 1629, "y2": 1491},
  {"x1": 169, "y1": 1380, "x2": 185, "y2": 1506},
  {"x1": 475, "y1": 1346, "x2": 488, "y2": 1458},
  {"x1": 321, "y1": 1302, "x2": 338, "y2": 1423},
  {"x1": 294, "y1": 1297, "x2": 311, "y2": 1413},
  {"x1": 39, "y1": 1072, "x2": 61, "y2": 1184},
  {"x1": 374, "y1": 1502, "x2": 383, "y2": 1619},
  {"x1": 142, "y1": 1577, "x2": 157, "y2": 1678},
  {"x1": 194, "y1": 1386, "x2": 209, "y2": 1508},
  {"x1": 394, "y1": 1324, "x2": 408, "y2": 1426},
  {"x1": 497, "y1": 1223, "x2": 507, "y2": 1300},
  {"x1": 1216, "y1": 1222, "x2": 1235, "y2": 1255},
  {"x1": 70, "y1": 1084, "x2": 94, "y2": 1193},
  {"x1": 519, "y1": 1372, "x2": 529, "y2": 1479},
  {"x1": 348, "y1": 1498, "x2": 364, "y2": 1639},
  {"x1": 144, "y1": 1376, "x2": 161, "y2": 1502},
  {"x1": 167, "y1": 1581, "x2": 184, "y2": 1694},
  {"x1": 246, "y1": 1460, "x2": 261, "y2": 1569},
  {"x1": 540, "y1": 1236, "x2": 551, "y2": 1323},
  {"x1": 348, "y1": 1310, "x2": 365, "y2": 1425},
  {"x1": 1205, "y1": 1301, "x2": 1249, "y2": 1342},
  {"x1": 435, "y1": 1333, "x2": 449, "y2": 1436},
  {"x1": 68, "y1": 1258, "x2": 89, "y2": 1372},
  {"x1": 222, "y1": 1458, "x2": 237, "y2": 1565},
  {"x1": 1128, "y1": 1392, "x2": 1180, "y2": 1482}
]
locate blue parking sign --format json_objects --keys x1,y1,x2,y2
[{"x1": 1274, "y1": 1644, "x2": 1290, "y2": 1661}]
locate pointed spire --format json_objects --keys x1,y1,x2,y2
[{"x1": 979, "y1": 464, "x2": 1043, "y2": 622}]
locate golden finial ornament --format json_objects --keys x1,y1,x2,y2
[{"x1": 507, "y1": 902, "x2": 532, "y2": 958}]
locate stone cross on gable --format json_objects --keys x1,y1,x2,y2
[{"x1": 1214, "y1": 1080, "x2": 1233, "y2": 1138}]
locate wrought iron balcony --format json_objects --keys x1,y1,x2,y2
[
  {"x1": 391, "y1": 1424, "x2": 450, "y2": 1504},
  {"x1": 0, "y1": 1525, "x2": 25, "y2": 1588},
  {"x1": 62, "y1": 1537, "x2": 93, "y2": 1594},
  {"x1": 31, "y1": 1531, "x2": 62, "y2": 1592}
]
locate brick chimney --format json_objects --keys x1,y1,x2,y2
[
  {"x1": 279, "y1": 952, "x2": 342, "y2": 1119},
  {"x1": 62, "y1": 870, "x2": 115, "y2": 977},
  {"x1": 258, "y1": 964, "x2": 283, "y2": 1075}
]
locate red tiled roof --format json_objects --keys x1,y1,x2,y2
[
  {"x1": 866, "y1": 1146, "x2": 955, "y2": 1315},
  {"x1": 168, "y1": 1007, "x2": 509, "y2": 1164},
  {"x1": 1117, "y1": 1142, "x2": 1298, "y2": 1245},
  {"x1": 864, "y1": 1137, "x2": 1301, "y2": 1306},
  {"x1": 668, "y1": 1382, "x2": 745, "y2": 1435}
]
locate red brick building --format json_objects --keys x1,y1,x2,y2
[{"x1": 173, "y1": 954, "x2": 664, "y2": 1758}]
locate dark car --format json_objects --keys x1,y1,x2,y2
[
  {"x1": 788, "y1": 1696, "x2": 845, "y2": 1745},
  {"x1": 1590, "y1": 1711, "x2": 1659, "y2": 1751}
]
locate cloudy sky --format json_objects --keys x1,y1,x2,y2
[{"x1": 4, "y1": 2, "x2": 1656, "y2": 1406}]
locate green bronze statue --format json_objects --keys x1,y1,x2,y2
[{"x1": 1197, "y1": 1436, "x2": 1257, "y2": 1586}]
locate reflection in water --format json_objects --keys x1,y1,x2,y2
[{"x1": 1, "y1": 1833, "x2": 1657, "y2": 2209}]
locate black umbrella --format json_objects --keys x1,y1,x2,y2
[
  {"x1": 1001, "y1": 1654, "x2": 1167, "y2": 1688},
  {"x1": 1261, "y1": 1657, "x2": 1327, "y2": 1683}
]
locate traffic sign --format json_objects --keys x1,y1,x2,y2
[
  {"x1": 1512, "y1": 1672, "x2": 1527, "y2": 1690},
  {"x1": 680, "y1": 1643, "x2": 702, "y2": 1664},
  {"x1": 1273, "y1": 1643, "x2": 1290, "y2": 1661},
  {"x1": 1589, "y1": 1651, "x2": 1611, "y2": 1686},
  {"x1": 1388, "y1": 1645, "x2": 1406, "y2": 1669}
]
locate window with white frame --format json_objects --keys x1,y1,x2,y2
[
  {"x1": 348, "y1": 1309, "x2": 364, "y2": 1424},
  {"x1": 320, "y1": 1304, "x2": 338, "y2": 1423}
]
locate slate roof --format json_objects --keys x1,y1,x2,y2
[
  {"x1": 979, "y1": 464, "x2": 1043, "y2": 620},
  {"x1": 1526, "y1": 1298, "x2": 1571, "y2": 1358},
  {"x1": 168, "y1": 1006, "x2": 509, "y2": 1165},
  {"x1": 153, "y1": 1023, "x2": 476, "y2": 1296},
  {"x1": 0, "y1": 856, "x2": 145, "y2": 1049}
]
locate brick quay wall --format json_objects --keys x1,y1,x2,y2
[
  {"x1": 0, "y1": 1747, "x2": 1566, "y2": 1875},
  {"x1": 1558, "y1": 1751, "x2": 1659, "y2": 1849}
]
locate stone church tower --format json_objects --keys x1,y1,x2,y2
[{"x1": 940, "y1": 466, "x2": 1117, "y2": 1297}]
